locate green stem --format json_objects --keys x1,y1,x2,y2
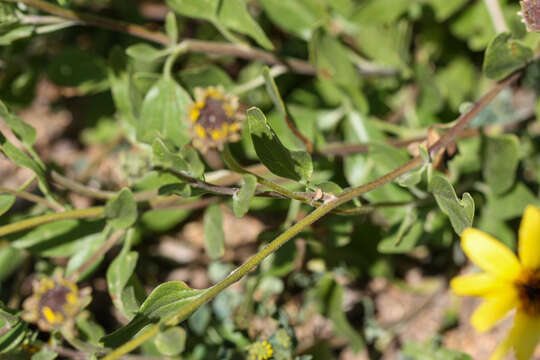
[
  {"x1": 222, "y1": 145, "x2": 308, "y2": 202},
  {"x1": 0, "y1": 185, "x2": 64, "y2": 212},
  {"x1": 103, "y1": 67, "x2": 523, "y2": 360},
  {"x1": 163, "y1": 43, "x2": 187, "y2": 78},
  {"x1": 0, "y1": 207, "x2": 104, "y2": 237}
]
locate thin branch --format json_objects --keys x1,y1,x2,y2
[
  {"x1": 0, "y1": 185, "x2": 64, "y2": 211},
  {"x1": 102, "y1": 67, "x2": 524, "y2": 360},
  {"x1": 0, "y1": 206, "x2": 104, "y2": 237},
  {"x1": 8, "y1": 0, "x2": 398, "y2": 77}
]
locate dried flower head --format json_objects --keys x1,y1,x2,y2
[
  {"x1": 247, "y1": 340, "x2": 274, "y2": 360},
  {"x1": 21, "y1": 273, "x2": 91, "y2": 332},
  {"x1": 188, "y1": 86, "x2": 243, "y2": 153},
  {"x1": 519, "y1": 0, "x2": 540, "y2": 32}
]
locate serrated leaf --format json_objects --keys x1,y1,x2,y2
[
  {"x1": 138, "y1": 77, "x2": 192, "y2": 148},
  {"x1": 248, "y1": 107, "x2": 312, "y2": 182},
  {"x1": 154, "y1": 326, "x2": 186, "y2": 356},
  {"x1": 483, "y1": 134, "x2": 520, "y2": 195},
  {"x1": 204, "y1": 204, "x2": 225, "y2": 260},
  {"x1": 101, "y1": 281, "x2": 202, "y2": 347},
  {"x1": 483, "y1": 32, "x2": 533, "y2": 80},
  {"x1": 105, "y1": 188, "x2": 137, "y2": 230},
  {"x1": 233, "y1": 174, "x2": 257, "y2": 217},
  {"x1": 429, "y1": 173, "x2": 475, "y2": 235},
  {"x1": 218, "y1": 0, "x2": 273, "y2": 50},
  {"x1": 126, "y1": 43, "x2": 167, "y2": 63}
]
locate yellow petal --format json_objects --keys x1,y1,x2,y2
[
  {"x1": 504, "y1": 311, "x2": 540, "y2": 360},
  {"x1": 470, "y1": 287, "x2": 518, "y2": 332},
  {"x1": 450, "y1": 273, "x2": 505, "y2": 296},
  {"x1": 461, "y1": 228, "x2": 521, "y2": 280},
  {"x1": 519, "y1": 205, "x2": 540, "y2": 270},
  {"x1": 490, "y1": 332, "x2": 514, "y2": 360}
]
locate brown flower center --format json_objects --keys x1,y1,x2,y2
[
  {"x1": 197, "y1": 98, "x2": 232, "y2": 132},
  {"x1": 38, "y1": 284, "x2": 74, "y2": 322},
  {"x1": 516, "y1": 269, "x2": 540, "y2": 316}
]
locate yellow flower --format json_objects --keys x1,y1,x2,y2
[
  {"x1": 21, "y1": 273, "x2": 91, "y2": 332},
  {"x1": 247, "y1": 340, "x2": 274, "y2": 360},
  {"x1": 187, "y1": 86, "x2": 244, "y2": 153},
  {"x1": 451, "y1": 205, "x2": 540, "y2": 360}
]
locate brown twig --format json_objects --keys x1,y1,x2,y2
[{"x1": 6, "y1": 0, "x2": 398, "y2": 77}]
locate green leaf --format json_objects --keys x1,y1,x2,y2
[
  {"x1": 263, "y1": 67, "x2": 287, "y2": 120},
  {"x1": 105, "y1": 188, "x2": 137, "y2": 230},
  {"x1": 402, "y1": 340, "x2": 472, "y2": 360},
  {"x1": 378, "y1": 212, "x2": 423, "y2": 253},
  {"x1": 154, "y1": 326, "x2": 186, "y2": 356},
  {"x1": 0, "y1": 25, "x2": 34, "y2": 46},
  {"x1": 165, "y1": 12, "x2": 178, "y2": 43},
  {"x1": 484, "y1": 182, "x2": 540, "y2": 221},
  {"x1": 141, "y1": 208, "x2": 191, "y2": 232},
  {"x1": 352, "y1": 0, "x2": 410, "y2": 24},
  {"x1": 152, "y1": 138, "x2": 189, "y2": 173},
  {"x1": 178, "y1": 65, "x2": 234, "y2": 92},
  {"x1": 314, "y1": 276, "x2": 364, "y2": 352},
  {"x1": 429, "y1": 173, "x2": 475, "y2": 235},
  {"x1": 248, "y1": 107, "x2": 312, "y2": 182},
  {"x1": 108, "y1": 46, "x2": 142, "y2": 129},
  {"x1": 0, "y1": 245, "x2": 24, "y2": 282},
  {"x1": 166, "y1": 0, "x2": 218, "y2": 21},
  {"x1": 126, "y1": 43, "x2": 167, "y2": 63},
  {"x1": 483, "y1": 32, "x2": 533, "y2": 81},
  {"x1": 0, "y1": 320, "x2": 28, "y2": 353},
  {"x1": 218, "y1": 0, "x2": 274, "y2": 50},
  {"x1": 203, "y1": 204, "x2": 225, "y2": 260},
  {"x1": 0, "y1": 99, "x2": 36, "y2": 147},
  {"x1": 101, "y1": 281, "x2": 202, "y2": 347},
  {"x1": 0, "y1": 132, "x2": 46, "y2": 187},
  {"x1": 65, "y1": 232, "x2": 107, "y2": 280},
  {"x1": 483, "y1": 134, "x2": 520, "y2": 195},
  {"x1": 10, "y1": 219, "x2": 104, "y2": 257},
  {"x1": 259, "y1": 0, "x2": 325, "y2": 39},
  {"x1": 107, "y1": 235, "x2": 139, "y2": 318},
  {"x1": 0, "y1": 194, "x2": 15, "y2": 217},
  {"x1": 309, "y1": 32, "x2": 359, "y2": 88},
  {"x1": 31, "y1": 348, "x2": 58, "y2": 360},
  {"x1": 47, "y1": 48, "x2": 108, "y2": 91},
  {"x1": 138, "y1": 77, "x2": 192, "y2": 148},
  {"x1": 233, "y1": 174, "x2": 257, "y2": 218}
]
